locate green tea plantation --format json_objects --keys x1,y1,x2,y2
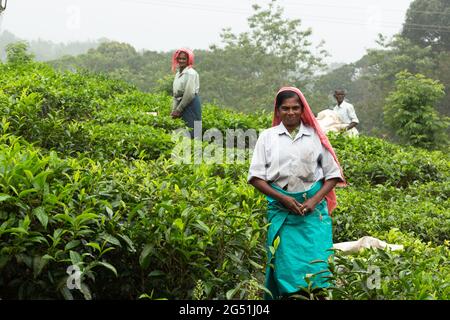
[{"x1": 0, "y1": 60, "x2": 449, "y2": 300}]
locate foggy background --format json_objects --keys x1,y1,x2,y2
[{"x1": 1, "y1": 0, "x2": 414, "y2": 63}]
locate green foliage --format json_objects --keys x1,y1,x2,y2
[
  {"x1": 49, "y1": 41, "x2": 172, "y2": 95},
  {"x1": 92, "y1": 91, "x2": 184, "y2": 131},
  {"x1": 0, "y1": 60, "x2": 142, "y2": 157},
  {"x1": 202, "y1": 103, "x2": 271, "y2": 132},
  {"x1": 83, "y1": 122, "x2": 175, "y2": 160},
  {"x1": 384, "y1": 71, "x2": 448, "y2": 149},
  {"x1": 329, "y1": 133, "x2": 449, "y2": 187},
  {"x1": 0, "y1": 134, "x2": 267, "y2": 299},
  {"x1": 328, "y1": 230, "x2": 450, "y2": 300},
  {"x1": 310, "y1": 35, "x2": 440, "y2": 135},
  {"x1": 309, "y1": 0, "x2": 450, "y2": 137},
  {"x1": 333, "y1": 183, "x2": 450, "y2": 245},
  {"x1": 154, "y1": 74, "x2": 175, "y2": 96},
  {"x1": 0, "y1": 135, "x2": 129, "y2": 299},
  {"x1": 402, "y1": 0, "x2": 450, "y2": 52},
  {"x1": 203, "y1": 0, "x2": 326, "y2": 112},
  {"x1": 5, "y1": 42, "x2": 35, "y2": 65},
  {"x1": 0, "y1": 31, "x2": 103, "y2": 62},
  {"x1": 0, "y1": 57, "x2": 449, "y2": 300},
  {"x1": 220, "y1": 0, "x2": 326, "y2": 78}
]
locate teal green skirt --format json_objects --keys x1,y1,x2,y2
[{"x1": 264, "y1": 181, "x2": 333, "y2": 300}]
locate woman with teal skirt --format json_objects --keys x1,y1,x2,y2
[{"x1": 248, "y1": 87, "x2": 345, "y2": 300}]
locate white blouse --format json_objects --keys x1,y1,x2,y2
[{"x1": 248, "y1": 122, "x2": 343, "y2": 192}]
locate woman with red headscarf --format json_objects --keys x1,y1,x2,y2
[
  {"x1": 170, "y1": 48, "x2": 201, "y2": 137},
  {"x1": 248, "y1": 87, "x2": 345, "y2": 300}
]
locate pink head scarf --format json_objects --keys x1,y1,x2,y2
[
  {"x1": 171, "y1": 48, "x2": 195, "y2": 73},
  {"x1": 272, "y1": 87, "x2": 346, "y2": 214}
]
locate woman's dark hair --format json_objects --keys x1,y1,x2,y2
[{"x1": 276, "y1": 90, "x2": 302, "y2": 109}]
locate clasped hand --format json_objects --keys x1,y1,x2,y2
[{"x1": 280, "y1": 195, "x2": 318, "y2": 216}]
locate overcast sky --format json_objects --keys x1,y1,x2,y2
[{"x1": 1, "y1": 0, "x2": 414, "y2": 63}]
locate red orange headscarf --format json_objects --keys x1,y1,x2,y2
[
  {"x1": 272, "y1": 87, "x2": 346, "y2": 214},
  {"x1": 171, "y1": 48, "x2": 195, "y2": 73}
]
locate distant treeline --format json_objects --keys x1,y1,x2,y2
[{"x1": 0, "y1": 30, "x2": 106, "y2": 61}]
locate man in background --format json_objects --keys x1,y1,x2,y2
[{"x1": 333, "y1": 89, "x2": 359, "y2": 132}]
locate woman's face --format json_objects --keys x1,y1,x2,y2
[
  {"x1": 278, "y1": 96, "x2": 302, "y2": 128},
  {"x1": 177, "y1": 52, "x2": 188, "y2": 68}
]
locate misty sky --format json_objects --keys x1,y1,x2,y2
[{"x1": 1, "y1": 0, "x2": 414, "y2": 63}]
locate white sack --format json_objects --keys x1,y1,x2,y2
[
  {"x1": 316, "y1": 109, "x2": 359, "y2": 137},
  {"x1": 333, "y1": 236, "x2": 404, "y2": 254}
]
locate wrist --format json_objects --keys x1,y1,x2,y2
[
  {"x1": 276, "y1": 193, "x2": 290, "y2": 204},
  {"x1": 309, "y1": 194, "x2": 322, "y2": 205}
]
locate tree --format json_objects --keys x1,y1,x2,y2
[
  {"x1": 94, "y1": 42, "x2": 137, "y2": 60},
  {"x1": 309, "y1": 35, "x2": 437, "y2": 135},
  {"x1": 364, "y1": 35, "x2": 435, "y2": 86},
  {"x1": 384, "y1": 71, "x2": 448, "y2": 149},
  {"x1": 0, "y1": 31, "x2": 103, "y2": 62},
  {"x1": 5, "y1": 41, "x2": 34, "y2": 65},
  {"x1": 309, "y1": 0, "x2": 450, "y2": 138},
  {"x1": 49, "y1": 41, "x2": 172, "y2": 93},
  {"x1": 220, "y1": 0, "x2": 327, "y2": 80},
  {"x1": 402, "y1": 0, "x2": 450, "y2": 52},
  {"x1": 200, "y1": 0, "x2": 327, "y2": 111}
]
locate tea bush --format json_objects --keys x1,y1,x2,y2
[
  {"x1": 333, "y1": 183, "x2": 450, "y2": 244},
  {"x1": 0, "y1": 135, "x2": 127, "y2": 299},
  {"x1": 1, "y1": 60, "x2": 449, "y2": 300},
  {"x1": 0, "y1": 132, "x2": 268, "y2": 299},
  {"x1": 329, "y1": 133, "x2": 449, "y2": 187},
  {"x1": 328, "y1": 229, "x2": 450, "y2": 300}
]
